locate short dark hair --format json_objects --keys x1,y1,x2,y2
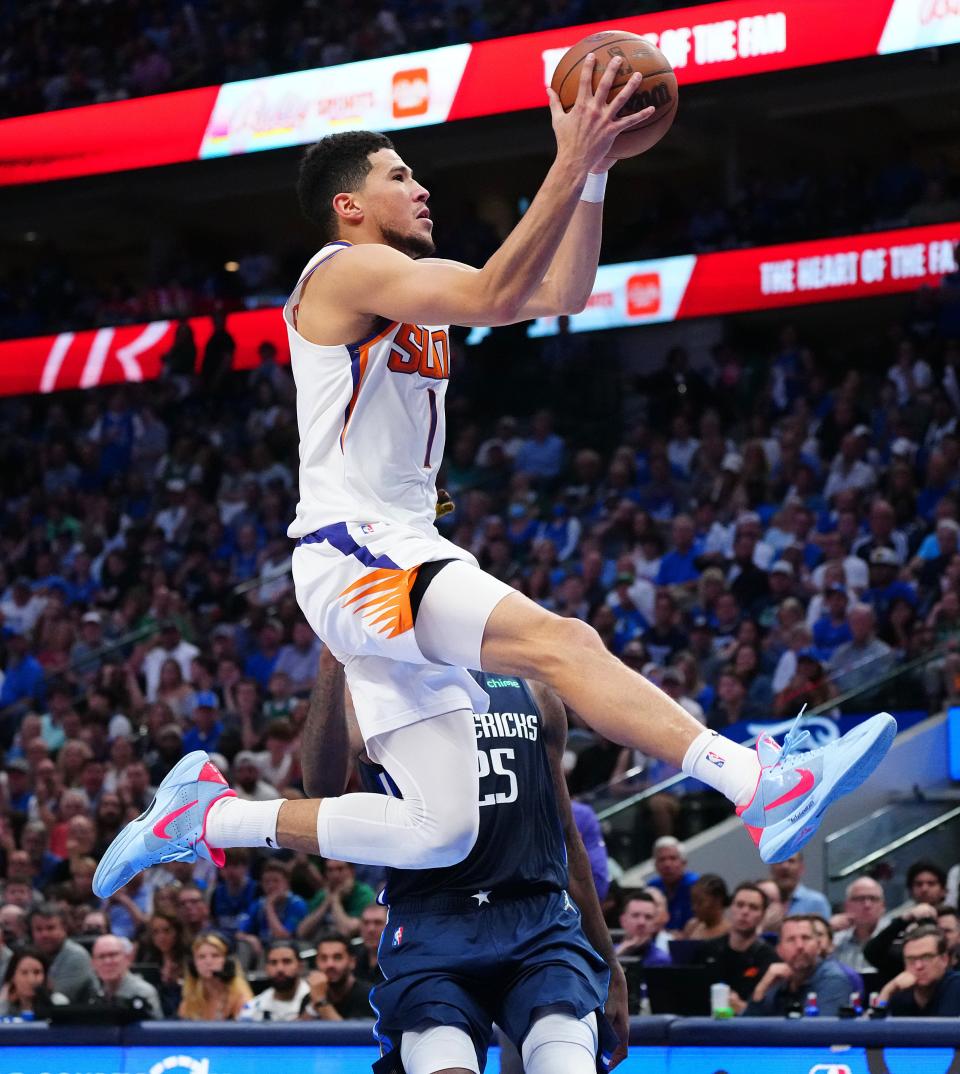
[
  {"x1": 803, "y1": 912, "x2": 833, "y2": 940},
  {"x1": 906, "y1": 860, "x2": 947, "y2": 890},
  {"x1": 260, "y1": 859, "x2": 291, "y2": 880},
  {"x1": 318, "y1": 931, "x2": 353, "y2": 954},
  {"x1": 266, "y1": 938, "x2": 302, "y2": 960},
  {"x1": 298, "y1": 131, "x2": 395, "y2": 244},
  {"x1": 29, "y1": 903, "x2": 67, "y2": 927},
  {"x1": 732, "y1": 882, "x2": 769, "y2": 911},
  {"x1": 937, "y1": 905, "x2": 960, "y2": 920},
  {"x1": 623, "y1": 890, "x2": 657, "y2": 909},
  {"x1": 693, "y1": 874, "x2": 729, "y2": 906},
  {"x1": 903, "y1": 924, "x2": 948, "y2": 956}
]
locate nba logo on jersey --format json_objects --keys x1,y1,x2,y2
[
  {"x1": 392, "y1": 926, "x2": 404, "y2": 948},
  {"x1": 361, "y1": 523, "x2": 375, "y2": 534}
]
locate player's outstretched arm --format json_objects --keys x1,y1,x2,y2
[
  {"x1": 533, "y1": 680, "x2": 630, "y2": 1070},
  {"x1": 308, "y1": 57, "x2": 651, "y2": 329}
]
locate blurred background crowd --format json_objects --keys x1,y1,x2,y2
[{"x1": 2, "y1": 0, "x2": 960, "y2": 1031}]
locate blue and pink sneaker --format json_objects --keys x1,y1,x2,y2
[
  {"x1": 738, "y1": 711, "x2": 897, "y2": 864},
  {"x1": 92, "y1": 750, "x2": 234, "y2": 898}
]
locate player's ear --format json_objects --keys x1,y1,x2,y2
[{"x1": 332, "y1": 191, "x2": 364, "y2": 226}]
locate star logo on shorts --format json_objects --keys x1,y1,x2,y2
[{"x1": 472, "y1": 890, "x2": 492, "y2": 906}]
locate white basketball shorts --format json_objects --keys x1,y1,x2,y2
[{"x1": 291, "y1": 519, "x2": 513, "y2": 742}]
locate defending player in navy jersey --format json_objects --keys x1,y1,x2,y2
[{"x1": 303, "y1": 649, "x2": 628, "y2": 1074}]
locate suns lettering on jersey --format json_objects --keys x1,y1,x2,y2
[{"x1": 387, "y1": 324, "x2": 450, "y2": 380}]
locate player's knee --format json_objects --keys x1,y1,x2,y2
[{"x1": 533, "y1": 616, "x2": 606, "y2": 684}]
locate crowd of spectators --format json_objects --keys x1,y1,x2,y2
[
  {"x1": 611, "y1": 839, "x2": 960, "y2": 1017},
  {"x1": 3, "y1": 151, "x2": 958, "y2": 343},
  {"x1": 0, "y1": 0, "x2": 714, "y2": 121},
  {"x1": 0, "y1": 257, "x2": 959, "y2": 1020}
]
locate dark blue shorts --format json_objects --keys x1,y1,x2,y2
[{"x1": 371, "y1": 889, "x2": 610, "y2": 1071}]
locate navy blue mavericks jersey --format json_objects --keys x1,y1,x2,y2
[{"x1": 360, "y1": 673, "x2": 568, "y2": 902}]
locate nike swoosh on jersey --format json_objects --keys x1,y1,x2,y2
[
  {"x1": 764, "y1": 769, "x2": 815, "y2": 812},
  {"x1": 153, "y1": 800, "x2": 198, "y2": 839}
]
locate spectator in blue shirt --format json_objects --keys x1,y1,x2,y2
[
  {"x1": 862, "y1": 547, "x2": 917, "y2": 629},
  {"x1": 769, "y1": 852, "x2": 831, "y2": 918},
  {"x1": 211, "y1": 849, "x2": 260, "y2": 937},
  {"x1": 607, "y1": 572, "x2": 649, "y2": 654},
  {"x1": 917, "y1": 451, "x2": 957, "y2": 522},
  {"x1": 243, "y1": 620, "x2": 283, "y2": 690},
  {"x1": 647, "y1": 836, "x2": 700, "y2": 933},
  {"x1": 247, "y1": 860, "x2": 308, "y2": 943},
  {"x1": 656, "y1": 514, "x2": 702, "y2": 589},
  {"x1": 514, "y1": 410, "x2": 564, "y2": 483},
  {"x1": 181, "y1": 693, "x2": 223, "y2": 755},
  {"x1": 1, "y1": 630, "x2": 47, "y2": 720},
  {"x1": 812, "y1": 584, "x2": 853, "y2": 659},
  {"x1": 616, "y1": 890, "x2": 673, "y2": 965},
  {"x1": 571, "y1": 800, "x2": 609, "y2": 901},
  {"x1": 3, "y1": 758, "x2": 34, "y2": 814}
]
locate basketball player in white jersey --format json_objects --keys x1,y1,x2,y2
[{"x1": 94, "y1": 58, "x2": 894, "y2": 914}]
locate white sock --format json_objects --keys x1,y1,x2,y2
[
  {"x1": 682, "y1": 730, "x2": 761, "y2": 807},
  {"x1": 204, "y1": 796, "x2": 284, "y2": 849}
]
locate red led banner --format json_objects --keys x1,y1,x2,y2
[
  {"x1": 0, "y1": 221, "x2": 955, "y2": 397},
  {"x1": 1, "y1": 0, "x2": 957, "y2": 187}
]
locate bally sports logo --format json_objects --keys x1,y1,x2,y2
[
  {"x1": 626, "y1": 272, "x2": 662, "y2": 316},
  {"x1": 392, "y1": 68, "x2": 429, "y2": 117}
]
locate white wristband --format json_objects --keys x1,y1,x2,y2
[{"x1": 580, "y1": 171, "x2": 607, "y2": 203}]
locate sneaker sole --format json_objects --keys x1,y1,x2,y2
[
  {"x1": 92, "y1": 750, "x2": 209, "y2": 898},
  {"x1": 759, "y1": 713, "x2": 897, "y2": 864}
]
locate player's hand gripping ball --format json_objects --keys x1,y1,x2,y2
[{"x1": 550, "y1": 31, "x2": 678, "y2": 159}]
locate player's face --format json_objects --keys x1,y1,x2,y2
[{"x1": 363, "y1": 149, "x2": 435, "y2": 259}]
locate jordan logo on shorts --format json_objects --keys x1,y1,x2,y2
[{"x1": 339, "y1": 565, "x2": 421, "y2": 638}]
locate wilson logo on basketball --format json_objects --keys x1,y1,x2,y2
[
  {"x1": 626, "y1": 273, "x2": 661, "y2": 316},
  {"x1": 392, "y1": 68, "x2": 430, "y2": 117}
]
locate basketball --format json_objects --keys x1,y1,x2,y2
[{"x1": 550, "y1": 31, "x2": 678, "y2": 160}]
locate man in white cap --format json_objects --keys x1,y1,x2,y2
[{"x1": 232, "y1": 752, "x2": 280, "y2": 802}]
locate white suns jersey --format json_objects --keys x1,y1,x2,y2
[{"x1": 283, "y1": 242, "x2": 452, "y2": 539}]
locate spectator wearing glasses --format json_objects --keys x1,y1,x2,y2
[
  {"x1": 79, "y1": 934, "x2": 162, "y2": 1018},
  {"x1": 832, "y1": 877, "x2": 887, "y2": 972},
  {"x1": 864, "y1": 860, "x2": 947, "y2": 982},
  {"x1": 878, "y1": 925, "x2": 960, "y2": 1016}
]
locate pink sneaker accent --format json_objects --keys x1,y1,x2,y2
[
  {"x1": 200, "y1": 789, "x2": 236, "y2": 867},
  {"x1": 199, "y1": 762, "x2": 228, "y2": 785}
]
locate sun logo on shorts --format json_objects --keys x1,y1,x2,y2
[{"x1": 338, "y1": 565, "x2": 421, "y2": 638}]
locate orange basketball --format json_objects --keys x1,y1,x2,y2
[{"x1": 550, "y1": 31, "x2": 678, "y2": 160}]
